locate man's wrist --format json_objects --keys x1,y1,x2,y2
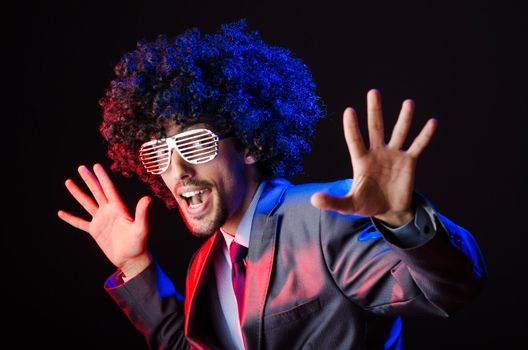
[
  {"x1": 120, "y1": 254, "x2": 152, "y2": 280},
  {"x1": 374, "y1": 210, "x2": 414, "y2": 228}
]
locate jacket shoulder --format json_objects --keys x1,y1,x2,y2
[{"x1": 279, "y1": 178, "x2": 353, "y2": 206}]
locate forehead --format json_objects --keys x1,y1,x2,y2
[{"x1": 163, "y1": 119, "x2": 217, "y2": 137}]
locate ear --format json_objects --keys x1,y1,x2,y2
[{"x1": 244, "y1": 148, "x2": 258, "y2": 165}]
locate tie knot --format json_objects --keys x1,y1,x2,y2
[{"x1": 229, "y1": 241, "x2": 248, "y2": 264}]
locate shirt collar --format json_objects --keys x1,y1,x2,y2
[{"x1": 219, "y1": 180, "x2": 267, "y2": 249}]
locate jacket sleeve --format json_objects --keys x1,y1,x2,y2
[
  {"x1": 105, "y1": 261, "x2": 189, "y2": 349},
  {"x1": 320, "y1": 190, "x2": 487, "y2": 317}
]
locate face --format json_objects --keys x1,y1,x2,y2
[{"x1": 159, "y1": 120, "x2": 259, "y2": 238}]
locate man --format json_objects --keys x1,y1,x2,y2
[{"x1": 58, "y1": 20, "x2": 486, "y2": 349}]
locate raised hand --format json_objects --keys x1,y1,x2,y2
[
  {"x1": 58, "y1": 163, "x2": 152, "y2": 278},
  {"x1": 311, "y1": 89, "x2": 437, "y2": 227}
]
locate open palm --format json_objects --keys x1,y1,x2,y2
[
  {"x1": 58, "y1": 164, "x2": 152, "y2": 276},
  {"x1": 311, "y1": 89, "x2": 437, "y2": 227}
]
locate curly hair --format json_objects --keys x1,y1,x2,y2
[{"x1": 99, "y1": 19, "x2": 325, "y2": 208}]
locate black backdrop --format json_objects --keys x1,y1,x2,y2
[{"x1": 13, "y1": 0, "x2": 526, "y2": 349}]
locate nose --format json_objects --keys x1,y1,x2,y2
[{"x1": 165, "y1": 149, "x2": 194, "y2": 180}]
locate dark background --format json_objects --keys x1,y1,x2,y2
[{"x1": 13, "y1": 0, "x2": 526, "y2": 349}]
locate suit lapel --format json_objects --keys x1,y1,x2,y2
[
  {"x1": 185, "y1": 231, "x2": 223, "y2": 348},
  {"x1": 242, "y1": 179, "x2": 290, "y2": 350}
]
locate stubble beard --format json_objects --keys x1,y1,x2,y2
[{"x1": 178, "y1": 194, "x2": 229, "y2": 239}]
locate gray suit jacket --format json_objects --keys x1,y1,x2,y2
[{"x1": 106, "y1": 178, "x2": 486, "y2": 349}]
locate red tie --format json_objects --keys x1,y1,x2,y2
[{"x1": 230, "y1": 241, "x2": 248, "y2": 323}]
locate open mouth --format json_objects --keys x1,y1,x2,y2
[{"x1": 181, "y1": 189, "x2": 211, "y2": 211}]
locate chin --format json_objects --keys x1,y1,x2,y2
[
  {"x1": 189, "y1": 228, "x2": 217, "y2": 239},
  {"x1": 178, "y1": 202, "x2": 229, "y2": 239},
  {"x1": 186, "y1": 218, "x2": 223, "y2": 239}
]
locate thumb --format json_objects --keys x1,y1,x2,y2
[
  {"x1": 135, "y1": 196, "x2": 152, "y2": 227},
  {"x1": 310, "y1": 192, "x2": 355, "y2": 214}
]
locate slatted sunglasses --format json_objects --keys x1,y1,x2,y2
[{"x1": 139, "y1": 128, "x2": 231, "y2": 175}]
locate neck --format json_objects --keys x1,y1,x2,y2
[{"x1": 221, "y1": 172, "x2": 262, "y2": 236}]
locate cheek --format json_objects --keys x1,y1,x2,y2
[
  {"x1": 212, "y1": 159, "x2": 247, "y2": 208},
  {"x1": 160, "y1": 175, "x2": 178, "y2": 198}
]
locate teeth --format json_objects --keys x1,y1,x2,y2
[{"x1": 181, "y1": 189, "x2": 207, "y2": 198}]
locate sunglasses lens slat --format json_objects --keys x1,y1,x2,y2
[
  {"x1": 141, "y1": 152, "x2": 169, "y2": 161},
  {"x1": 175, "y1": 132, "x2": 211, "y2": 144},
  {"x1": 180, "y1": 144, "x2": 217, "y2": 157},
  {"x1": 141, "y1": 147, "x2": 169, "y2": 157},
  {"x1": 178, "y1": 139, "x2": 216, "y2": 152},
  {"x1": 192, "y1": 156, "x2": 216, "y2": 163},
  {"x1": 186, "y1": 151, "x2": 217, "y2": 162}
]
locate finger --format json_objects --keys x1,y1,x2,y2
[
  {"x1": 310, "y1": 192, "x2": 355, "y2": 214},
  {"x1": 388, "y1": 99, "x2": 415, "y2": 150},
  {"x1": 78, "y1": 165, "x2": 108, "y2": 205},
  {"x1": 407, "y1": 118, "x2": 438, "y2": 157},
  {"x1": 367, "y1": 89, "x2": 385, "y2": 148},
  {"x1": 343, "y1": 107, "x2": 367, "y2": 159},
  {"x1": 57, "y1": 210, "x2": 90, "y2": 232},
  {"x1": 65, "y1": 179, "x2": 98, "y2": 216},
  {"x1": 134, "y1": 196, "x2": 152, "y2": 230},
  {"x1": 93, "y1": 163, "x2": 123, "y2": 203}
]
